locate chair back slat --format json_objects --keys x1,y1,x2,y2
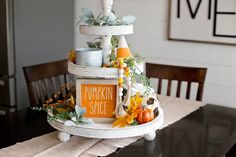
[
  {"x1": 186, "y1": 82, "x2": 191, "y2": 99},
  {"x1": 48, "y1": 78, "x2": 54, "y2": 95},
  {"x1": 41, "y1": 80, "x2": 48, "y2": 98},
  {"x1": 157, "y1": 79, "x2": 162, "y2": 94},
  {"x1": 176, "y1": 81, "x2": 181, "y2": 98},
  {"x1": 23, "y1": 59, "x2": 69, "y2": 106},
  {"x1": 55, "y1": 76, "x2": 62, "y2": 92},
  {"x1": 34, "y1": 81, "x2": 42, "y2": 105},
  {"x1": 39, "y1": 80, "x2": 47, "y2": 104},
  {"x1": 43, "y1": 79, "x2": 50, "y2": 99},
  {"x1": 167, "y1": 80, "x2": 172, "y2": 96},
  {"x1": 197, "y1": 83, "x2": 204, "y2": 101},
  {"x1": 64, "y1": 74, "x2": 68, "y2": 85},
  {"x1": 146, "y1": 63, "x2": 207, "y2": 101}
]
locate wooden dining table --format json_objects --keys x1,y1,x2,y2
[{"x1": 0, "y1": 96, "x2": 236, "y2": 157}]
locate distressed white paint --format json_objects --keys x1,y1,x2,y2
[
  {"x1": 48, "y1": 108, "x2": 164, "y2": 140},
  {"x1": 74, "y1": 0, "x2": 236, "y2": 108},
  {"x1": 79, "y1": 25, "x2": 133, "y2": 36},
  {"x1": 68, "y1": 62, "x2": 118, "y2": 78},
  {"x1": 58, "y1": 132, "x2": 70, "y2": 142}
]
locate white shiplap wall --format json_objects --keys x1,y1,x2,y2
[{"x1": 74, "y1": 0, "x2": 236, "y2": 108}]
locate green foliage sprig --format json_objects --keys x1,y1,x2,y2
[
  {"x1": 124, "y1": 57, "x2": 151, "y2": 88},
  {"x1": 77, "y1": 8, "x2": 136, "y2": 26},
  {"x1": 86, "y1": 36, "x2": 119, "y2": 62},
  {"x1": 31, "y1": 106, "x2": 47, "y2": 112}
]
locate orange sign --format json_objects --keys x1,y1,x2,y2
[{"x1": 80, "y1": 83, "x2": 117, "y2": 118}]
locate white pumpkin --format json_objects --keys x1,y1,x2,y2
[{"x1": 142, "y1": 93, "x2": 160, "y2": 112}]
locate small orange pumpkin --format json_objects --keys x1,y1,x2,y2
[{"x1": 137, "y1": 109, "x2": 154, "y2": 124}]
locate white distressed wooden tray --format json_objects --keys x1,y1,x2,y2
[
  {"x1": 68, "y1": 62, "x2": 118, "y2": 79},
  {"x1": 79, "y1": 25, "x2": 133, "y2": 36},
  {"x1": 47, "y1": 108, "x2": 164, "y2": 141}
]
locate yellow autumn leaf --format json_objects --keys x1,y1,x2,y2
[
  {"x1": 128, "y1": 94, "x2": 143, "y2": 110},
  {"x1": 113, "y1": 94, "x2": 144, "y2": 128},
  {"x1": 68, "y1": 50, "x2": 76, "y2": 63},
  {"x1": 112, "y1": 116, "x2": 127, "y2": 128},
  {"x1": 127, "y1": 94, "x2": 143, "y2": 118},
  {"x1": 69, "y1": 95, "x2": 75, "y2": 109}
]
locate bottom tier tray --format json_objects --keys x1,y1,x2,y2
[{"x1": 47, "y1": 108, "x2": 164, "y2": 141}]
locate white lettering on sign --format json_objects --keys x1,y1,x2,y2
[
  {"x1": 84, "y1": 86, "x2": 113, "y2": 101},
  {"x1": 89, "y1": 101, "x2": 108, "y2": 115}
]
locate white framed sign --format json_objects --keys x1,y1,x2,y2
[
  {"x1": 169, "y1": 0, "x2": 236, "y2": 44},
  {"x1": 76, "y1": 79, "x2": 118, "y2": 119}
]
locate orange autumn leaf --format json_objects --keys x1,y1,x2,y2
[
  {"x1": 113, "y1": 116, "x2": 127, "y2": 128},
  {"x1": 130, "y1": 108, "x2": 139, "y2": 118},
  {"x1": 112, "y1": 114, "x2": 134, "y2": 128},
  {"x1": 125, "y1": 114, "x2": 134, "y2": 124}
]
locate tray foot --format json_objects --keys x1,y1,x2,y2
[
  {"x1": 144, "y1": 131, "x2": 156, "y2": 141},
  {"x1": 58, "y1": 131, "x2": 71, "y2": 142}
]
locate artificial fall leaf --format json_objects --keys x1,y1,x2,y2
[
  {"x1": 126, "y1": 114, "x2": 134, "y2": 124},
  {"x1": 127, "y1": 94, "x2": 143, "y2": 118},
  {"x1": 113, "y1": 94, "x2": 144, "y2": 128},
  {"x1": 69, "y1": 95, "x2": 75, "y2": 109},
  {"x1": 68, "y1": 50, "x2": 76, "y2": 63},
  {"x1": 113, "y1": 114, "x2": 134, "y2": 128},
  {"x1": 113, "y1": 116, "x2": 127, "y2": 128},
  {"x1": 57, "y1": 100, "x2": 63, "y2": 103},
  {"x1": 129, "y1": 108, "x2": 139, "y2": 118},
  {"x1": 129, "y1": 94, "x2": 143, "y2": 109},
  {"x1": 56, "y1": 108, "x2": 67, "y2": 113},
  {"x1": 43, "y1": 102, "x2": 57, "y2": 108}
]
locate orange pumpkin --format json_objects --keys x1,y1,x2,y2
[{"x1": 137, "y1": 109, "x2": 154, "y2": 124}]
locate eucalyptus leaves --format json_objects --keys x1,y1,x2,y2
[
  {"x1": 48, "y1": 105, "x2": 94, "y2": 125},
  {"x1": 78, "y1": 8, "x2": 136, "y2": 26},
  {"x1": 65, "y1": 105, "x2": 94, "y2": 125}
]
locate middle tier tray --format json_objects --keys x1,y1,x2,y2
[{"x1": 68, "y1": 62, "x2": 118, "y2": 79}]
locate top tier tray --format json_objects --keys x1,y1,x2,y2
[
  {"x1": 68, "y1": 62, "x2": 118, "y2": 79},
  {"x1": 80, "y1": 25, "x2": 133, "y2": 36}
]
